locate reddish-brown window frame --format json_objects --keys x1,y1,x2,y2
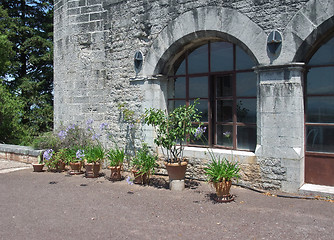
[{"x1": 167, "y1": 40, "x2": 256, "y2": 150}]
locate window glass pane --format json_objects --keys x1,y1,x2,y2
[
  {"x1": 307, "y1": 67, "x2": 334, "y2": 95},
  {"x1": 191, "y1": 99, "x2": 208, "y2": 122},
  {"x1": 174, "y1": 77, "x2": 186, "y2": 98},
  {"x1": 217, "y1": 100, "x2": 233, "y2": 122},
  {"x1": 188, "y1": 44, "x2": 208, "y2": 74},
  {"x1": 237, "y1": 99, "x2": 256, "y2": 123},
  {"x1": 306, "y1": 126, "x2": 334, "y2": 153},
  {"x1": 306, "y1": 96, "x2": 334, "y2": 123},
  {"x1": 236, "y1": 72, "x2": 257, "y2": 97},
  {"x1": 191, "y1": 124, "x2": 208, "y2": 146},
  {"x1": 237, "y1": 126, "x2": 256, "y2": 151},
  {"x1": 189, "y1": 76, "x2": 208, "y2": 98},
  {"x1": 175, "y1": 59, "x2": 186, "y2": 75},
  {"x1": 211, "y1": 42, "x2": 233, "y2": 72},
  {"x1": 309, "y1": 37, "x2": 334, "y2": 66},
  {"x1": 216, "y1": 75, "x2": 233, "y2": 97},
  {"x1": 168, "y1": 100, "x2": 186, "y2": 112},
  {"x1": 217, "y1": 125, "x2": 233, "y2": 147},
  {"x1": 236, "y1": 46, "x2": 254, "y2": 70}
]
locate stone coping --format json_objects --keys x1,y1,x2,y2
[{"x1": 0, "y1": 144, "x2": 42, "y2": 157}]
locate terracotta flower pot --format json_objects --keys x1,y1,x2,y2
[
  {"x1": 213, "y1": 180, "x2": 232, "y2": 198},
  {"x1": 165, "y1": 160, "x2": 188, "y2": 191},
  {"x1": 32, "y1": 163, "x2": 44, "y2": 172},
  {"x1": 132, "y1": 170, "x2": 149, "y2": 184},
  {"x1": 212, "y1": 180, "x2": 234, "y2": 202},
  {"x1": 108, "y1": 166, "x2": 122, "y2": 181},
  {"x1": 165, "y1": 161, "x2": 188, "y2": 181},
  {"x1": 69, "y1": 162, "x2": 82, "y2": 174},
  {"x1": 85, "y1": 162, "x2": 100, "y2": 178},
  {"x1": 56, "y1": 161, "x2": 66, "y2": 172}
]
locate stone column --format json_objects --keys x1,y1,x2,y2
[
  {"x1": 130, "y1": 75, "x2": 168, "y2": 146},
  {"x1": 255, "y1": 63, "x2": 305, "y2": 192}
]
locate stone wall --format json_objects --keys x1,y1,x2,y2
[
  {"x1": 0, "y1": 144, "x2": 42, "y2": 164},
  {"x1": 54, "y1": 0, "x2": 334, "y2": 192}
]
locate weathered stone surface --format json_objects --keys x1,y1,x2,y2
[{"x1": 54, "y1": 0, "x2": 334, "y2": 193}]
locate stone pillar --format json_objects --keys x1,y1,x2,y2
[
  {"x1": 255, "y1": 63, "x2": 305, "y2": 192},
  {"x1": 130, "y1": 75, "x2": 168, "y2": 146}
]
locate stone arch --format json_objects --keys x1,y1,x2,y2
[
  {"x1": 141, "y1": 7, "x2": 267, "y2": 76},
  {"x1": 282, "y1": 0, "x2": 334, "y2": 63}
]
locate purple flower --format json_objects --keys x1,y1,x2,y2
[
  {"x1": 92, "y1": 134, "x2": 101, "y2": 141},
  {"x1": 86, "y1": 119, "x2": 94, "y2": 125},
  {"x1": 194, "y1": 126, "x2": 207, "y2": 138},
  {"x1": 128, "y1": 123, "x2": 134, "y2": 130},
  {"x1": 100, "y1": 122, "x2": 108, "y2": 131},
  {"x1": 76, "y1": 149, "x2": 85, "y2": 161},
  {"x1": 58, "y1": 130, "x2": 67, "y2": 140},
  {"x1": 66, "y1": 124, "x2": 76, "y2": 131},
  {"x1": 126, "y1": 176, "x2": 133, "y2": 185},
  {"x1": 43, "y1": 149, "x2": 53, "y2": 161},
  {"x1": 223, "y1": 131, "x2": 231, "y2": 138}
]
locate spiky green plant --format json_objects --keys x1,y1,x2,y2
[{"x1": 204, "y1": 153, "x2": 240, "y2": 182}]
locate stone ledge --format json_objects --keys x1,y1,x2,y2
[{"x1": 0, "y1": 144, "x2": 43, "y2": 164}]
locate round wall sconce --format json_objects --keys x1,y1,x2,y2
[
  {"x1": 134, "y1": 51, "x2": 143, "y2": 74},
  {"x1": 267, "y1": 30, "x2": 282, "y2": 55}
]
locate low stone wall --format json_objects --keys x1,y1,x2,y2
[{"x1": 0, "y1": 144, "x2": 43, "y2": 164}]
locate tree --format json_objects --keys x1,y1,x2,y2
[
  {"x1": 0, "y1": 1, "x2": 54, "y2": 143},
  {"x1": 0, "y1": 81, "x2": 27, "y2": 144}
]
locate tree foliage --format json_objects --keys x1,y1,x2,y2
[{"x1": 0, "y1": 1, "x2": 53, "y2": 144}]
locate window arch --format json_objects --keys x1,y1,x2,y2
[{"x1": 167, "y1": 40, "x2": 257, "y2": 151}]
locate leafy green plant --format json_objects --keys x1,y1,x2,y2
[
  {"x1": 204, "y1": 152, "x2": 240, "y2": 183},
  {"x1": 107, "y1": 147, "x2": 125, "y2": 167},
  {"x1": 131, "y1": 143, "x2": 158, "y2": 176},
  {"x1": 85, "y1": 145, "x2": 105, "y2": 163},
  {"x1": 144, "y1": 100, "x2": 202, "y2": 163}
]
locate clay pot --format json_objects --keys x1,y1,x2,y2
[
  {"x1": 132, "y1": 170, "x2": 149, "y2": 184},
  {"x1": 69, "y1": 162, "x2": 82, "y2": 174},
  {"x1": 165, "y1": 161, "x2": 188, "y2": 181},
  {"x1": 85, "y1": 162, "x2": 100, "y2": 178},
  {"x1": 213, "y1": 180, "x2": 232, "y2": 198},
  {"x1": 32, "y1": 163, "x2": 44, "y2": 172},
  {"x1": 108, "y1": 166, "x2": 122, "y2": 181},
  {"x1": 56, "y1": 161, "x2": 66, "y2": 172}
]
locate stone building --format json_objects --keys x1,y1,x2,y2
[{"x1": 54, "y1": 0, "x2": 334, "y2": 193}]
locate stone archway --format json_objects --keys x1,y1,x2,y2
[
  {"x1": 142, "y1": 6, "x2": 267, "y2": 77},
  {"x1": 282, "y1": 0, "x2": 334, "y2": 63}
]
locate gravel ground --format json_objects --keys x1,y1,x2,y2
[{"x1": 0, "y1": 166, "x2": 333, "y2": 240}]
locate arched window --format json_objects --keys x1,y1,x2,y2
[
  {"x1": 306, "y1": 36, "x2": 334, "y2": 153},
  {"x1": 168, "y1": 40, "x2": 257, "y2": 151}
]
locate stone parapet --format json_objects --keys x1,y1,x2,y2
[{"x1": 0, "y1": 144, "x2": 42, "y2": 164}]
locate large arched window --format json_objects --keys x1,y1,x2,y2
[
  {"x1": 306, "y1": 36, "x2": 334, "y2": 153},
  {"x1": 305, "y1": 35, "x2": 334, "y2": 186},
  {"x1": 168, "y1": 40, "x2": 257, "y2": 151}
]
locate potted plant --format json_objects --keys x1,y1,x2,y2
[
  {"x1": 44, "y1": 148, "x2": 65, "y2": 172},
  {"x1": 43, "y1": 148, "x2": 66, "y2": 172},
  {"x1": 84, "y1": 145, "x2": 104, "y2": 178},
  {"x1": 204, "y1": 150, "x2": 240, "y2": 202},
  {"x1": 131, "y1": 143, "x2": 158, "y2": 184},
  {"x1": 32, "y1": 151, "x2": 45, "y2": 172},
  {"x1": 107, "y1": 147, "x2": 125, "y2": 181},
  {"x1": 144, "y1": 100, "x2": 202, "y2": 190},
  {"x1": 67, "y1": 148, "x2": 84, "y2": 174}
]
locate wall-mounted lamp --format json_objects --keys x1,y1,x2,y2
[
  {"x1": 134, "y1": 51, "x2": 143, "y2": 74},
  {"x1": 267, "y1": 30, "x2": 282, "y2": 55}
]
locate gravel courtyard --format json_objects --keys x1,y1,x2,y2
[{"x1": 0, "y1": 164, "x2": 333, "y2": 240}]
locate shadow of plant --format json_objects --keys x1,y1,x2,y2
[
  {"x1": 205, "y1": 192, "x2": 237, "y2": 204},
  {"x1": 147, "y1": 177, "x2": 169, "y2": 189}
]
